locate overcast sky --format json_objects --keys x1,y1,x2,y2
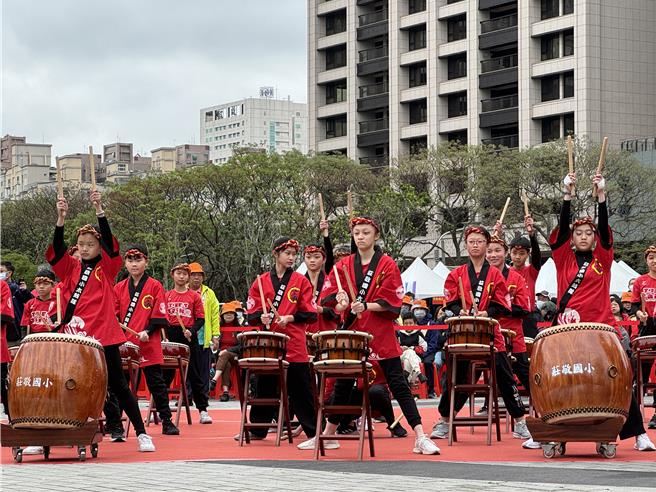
[{"x1": 1, "y1": 0, "x2": 307, "y2": 160}]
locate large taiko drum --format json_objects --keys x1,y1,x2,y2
[
  {"x1": 8, "y1": 333, "x2": 108, "y2": 429},
  {"x1": 530, "y1": 323, "x2": 632, "y2": 425},
  {"x1": 445, "y1": 316, "x2": 498, "y2": 350},
  {"x1": 312, "y1": 330, "x2": 372, "y2": 362},
  {"x1": 237, "y1": 331, "x2": 288, "y2": 360}
]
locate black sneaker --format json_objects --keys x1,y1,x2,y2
[
  {"x1": 337, "y1": 422, "x2": 357, "y2": 435},
  {"x1": 162, "y1": 420, "x2": 180, "y2": 435},
  {"x1": 210, "y1": 379, "x2": 217, "y2": 392},
  {"x1": 219, "y1": 391, "x2": 230, "y2": 402},
  {"x1": 389, "y1": 423, "x2": 408, "y2": 438},
  {"x1": 110, "y1": 429, "x2": 126, "y2": 442},
  {"x1": 648, "y1": 414, "x2": 656, "y2": 430}
]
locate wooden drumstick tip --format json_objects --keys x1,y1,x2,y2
[
  {"x1": 521, "y1": 190, "x2": 529, "y2": 217},
  {"x1": 389, "y1": 412, "x2": 404, "y2": 429},
  {"x1": 458, "y1": 277, "x2": 468, "y2": 314},
  {"x1": 88, "y1": 145, "x2": 97, "y2": 191},
  {"x1": 56, "y1": 287, "x2": 62, "y2": 325},
  {"x1": 341, "y1": 263, "x2": 362, "y2": 318},
  {"x1": 499, "y1": 197, "x2": 511, "y2": 225}
]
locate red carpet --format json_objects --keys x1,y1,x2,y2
[{"x1": 3, "y1": 407, "x2": 655, "y2": 465}]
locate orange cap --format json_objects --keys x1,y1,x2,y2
[
  {"x1": 621, "y1": 291, "x2": 632, "y2": 303},
  {"x1": 221, "y1": 301, "x2": 237, "y2": 315},
  {"x1": 412, "y1": 299, "x2": 428, "y2": 310},
  {"x1": 402, "y1": 295, "x2": 413, "y2": 305},
  {"x1": 188, "y1": 262, "x2": 205, "y2": 275}
]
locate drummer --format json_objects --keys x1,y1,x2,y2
[
  {"x1": 1, "y1": 279, "x2": 15, "y2": 421},
  {"x1": 112, "y1": 245, "x2": 179, "y2": 436},
  {"x1": 20, "y1": 270, "x2": 56, "y2": 334},
  {"x1": 527, "y1": 170, "x2": 655, "y2": 451},
  {"x1": 305, "y1": 216, "x2": 440, "y2": 455},
  {"x1": 430, "y1": 225, "x2": 530, "y2": 442},
  {"x1": 631, "y1": 244, "x2": 656, "y2": 430},
  {"x1": 244, "y1": 237, "x2": 318, "y2": 441}
]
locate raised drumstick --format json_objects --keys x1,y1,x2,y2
[
  {"x1": 499, "y1": 197, "x2": 511, "y2": 225},
  {"x1": 567, "y1": 135, "x2": 575, "y2": 195},
  {"x1": 318, "y1": 193, "x2": 328, "y2": 238},
  {"x1": 458, "y1": 277, "x2": 468, "y2": 314},
  {"x1": 347, "y1": 189, "x2": 354, "y2": 219},
  {"x1": 257, "y1": 274, "x2": 271, "y2": 328},
  {"x1": 593, "y1": 137, "x2": 608, "y2": 199},
  {"x1": 56, "y1": 287, "x2": 62, "y2": 326},
  {"x1": 56, "y1": 159, "x2": 64, "y2": 199},
  {"x1": 342, "y1": 263, "x2": 362, "y2": 319},
  {"x1": 521, "y1": 190, "x2": 529, "y2": 217},
  {"x1": 89, "y1": 146, "x2": 96, "y2": 191}
]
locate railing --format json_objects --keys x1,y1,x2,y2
[
  {"x1": 359, "y1": 10, "x2": 388, "y2": 26},
  {"x1": 359, "y1": 118, "x2": 389, "y2": 133},
  {"x1": 359, "y1": 45, "x2": 388, "y2": 62},
  {"x1": 482, "y1": 134, "x2": 519, "y2": 148},
  {"x1": 359, "y1": 156, "x2": 389, "y2": 167},
  {"x1": 481, "y1": 94, "x2": 518, "y2": 112},
  {"x1": 480, "y1": 13, "x2": 518, "y2": 34},
  {"x1": 359, "y1": 81, "x2": 389, "y2": 98},
  {"x1": 480, "y1": 53, "x2": 518, "y2": 73}
]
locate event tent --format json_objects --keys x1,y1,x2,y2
[{"x1": 401, "y1": 257, "x2": 446, "y2": 299}]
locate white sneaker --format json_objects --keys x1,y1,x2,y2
[
  {"x1": 634, "y1": 433, "x2": 656, "y2": 451},
  {"x1": 297, "y1": 436, "x2": 340, "y2": 450},
  {"x1": 22, "y1": 446, "x2": 44, "y2": 455},
  {"x1": 137, "y1": 433, "x2": 155, "y2": 452},
  {"x1": 430, "y1": 420, "x2": 449, "y2": 439},
  {"x1": 522, "y1": 437, "x2": 541, "y2": 449},
  {"x1": 512, "y1": 420, "x2": 531, "y2": 439},
  {"x1": 199, "y1": 410, "x2": 213, "y2": 424},
  {"x1": 413, "y1": 435, "x2": 440, "y2": 455}
]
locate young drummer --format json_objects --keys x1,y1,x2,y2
[
  {"x1": 46, "y1": 192, "x2": 155, "y2": 452},
  {"x1": 306, "y1": 217, "x2": 440, "y2": 455},
  {"x1": 431, "y1": 225, "x2": 530, "y2": 441},
  {"x1": 509, "y1": 215, "x2": 542, "y2": 308},
  {"x1": 113, "y1": 245, "x2": 179, "y2": 435},
  {"x1": 631, "y1": 245, "x2": 656, "y2": 429},
  {"x1": 304, "y1": 220, "x2": 339, "y2": 333},
  {"x1": 20, "y1": 270, "x2": 56, "y2": 334},
  {"x1": 164, "y1": 263, "x2": 212, "y2": 424},
  {"x1": 524, "y1": 170, "x2": 655, "y2": 451},
  {"x1": 1, "y1": 279, "x2": 15, "y2": 420},
  {"x1": 244, "y1": 237, "x2": 318, "y2": 441}
]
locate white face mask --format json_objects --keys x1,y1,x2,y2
[
  {"x1": 0, "y1": 272, "x2": 7, "y2": 281},
  {"x1": 536, "y1": 300, "x2": 545, "y2": 310}
]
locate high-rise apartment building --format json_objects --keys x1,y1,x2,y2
[{"x1": 308, "y1": 0, "x2": 656, "y2": 164}]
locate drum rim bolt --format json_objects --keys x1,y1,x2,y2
[
  {"x1": 607, "y1": 365, "x2": 618, "y2": 378},
  {"x1": 534, "y1": 373, "x2": 541, "y2": 386}
]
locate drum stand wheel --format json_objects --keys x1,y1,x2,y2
[
  {"x1": 77, "y1": 446, "x2": 86, "y2": 461},
  {"x1": 43, "y1": 446, "x2": 51, "y2": 460},
  {"x1": 91, "y1": 443, "x2": 99, "y2": 458},
  {"x1": 541, "y1": 442, "x2": 566, "y2": 459},
  {"x1": 12, "y1": 447, "x2": 22, "y2": 463},
  {"x1": 596, "y1": 441, "x2": 617, "y2": 459}
]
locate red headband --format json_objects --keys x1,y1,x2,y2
[
  {"x1": 645, "y1": 245, "x2": 656, "y2": 258},
  {"x1": 170, "y1": 263, "x2": 191, "y2": 275},
  {"x1": 33, "y1": 276, "x2": 55, "y2": 284},
  {"x1": 349, "y1": 217, "x2": 380, "y2": 232},
  {"x1": 489, "y1": 234, "x2": 508, "y2": 251},
  {"x1": 273, "y1": 239, "x2": 300, "y2": 254},
  {"x1": 571, "y1": 217, "x2": 597, "y2": 232},
  {"x1": 303, "y1": 245, "x2": 326, "y2": 258},
  {"x1": 76, "y1": 224, "x2": 101, "y2": 240},
  {"x1": 464, "y1": 226, "x2": 490, "y2": 241},
  {"x1": 124, "y1": 249, "x2": 148, "y2": 260}
]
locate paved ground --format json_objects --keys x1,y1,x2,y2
[{"x1": 2, "y1": 460, "x2": 655, "y2": 491}]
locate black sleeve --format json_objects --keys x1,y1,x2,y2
[
  {"x1": 53, "y1": 225, "x2": 67, "y2": 259},
  {"x1": 97, "y1": 216, "x2": 119, "y2": 257},
  {"x1": 487, "y1": 302, "x2": 511, "y2": 319},
  {"x1": 446, "y1": 300, "x2": 462, "y2": 315},
  {"x1": 190, "y1": 317, "x2": 204, "y2": 336},
  {"x1": 246, "y1": 311, "x2": 263, "y2": 326},
  {"x1": 597, "y1": 200, "x2": 611, "y2": 249},
  {"x1": 323, "y1": 235, "x2": 334, "y2": 274},
  {"x1": 552, "y1": 199, "x2": 571, "y2": 249},
  {"x1": 529, "y1": 234, "x2": 541, "y2": 271},
  {"x1": 16, "y1": 289, "x2": 34, "y2": 303},
  {"x1": 145, "y1": 318, "x2": 168, "y2": 335},
  {"x1": 321, "y1": 306, "x2": 340, "y2": 322},
  {"x1": 511, "y1": 304, "x2": 530, "y2": 319},
  {"x1": 294, "y1": 311, "x2": 318, "y2": 324}
]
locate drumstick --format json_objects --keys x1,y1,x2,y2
[
  {"x1": 458, "y1": 278, "x2": 468, "y2": 314},
  {"x1": 56, "y1": 159, "x2": 64, "y2": 199},
  {"x1": 347, "y1": 189, "x2": 354, "y2": 219},
  {"x1": 388, "y1": 412, "x2": 404, "y2": 430},
  {"x1": 567, "y1": 135, "x2": 575, "y2": 195},
  {"x1": 521, "y1": 190, "x2": 529, "y2": 217},
  {"x1": 56, "y1": 287, "x2": 62, "y2": 326},
  {"x1": 593, "y1": 137, "x2": 608, "y2": 199},
  {"x1": 499, "y1": 197, "x2": 511, "y2": 225},
  {"x1": 318, "y1": 193, "x2": 328, "y2": 238},
  {"x1": 342, "y1": 263, "x2": 362, "y2": 319},
  {"x1": 257, "y1": 274, "x2": 268, "y2": 316},
  {"x1": 120, "y1": 322, "x2": 140, "y2": 337},
  {"x1": 88, "y1": 145, "x2": 96, "y2": 191},
  {"x1": 176, "y1": 313, "x2": 192, "y2": 341},
  {"x1": 640, "y1": 293, "x2": 648, "y2": 325},
  {"x1": 333, "y1": 265, "x2": 343, "y2": 292}
]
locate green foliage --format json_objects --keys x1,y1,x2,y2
[{"x1": 0, "y1": 250, "x2": 38, "y2": 285}]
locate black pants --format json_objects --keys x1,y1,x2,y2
[
  {"x1": 1, "y1": 362, "x2": 8, "y2": 420},
  {"x1": 186, "y1": 346, "x2": 211, "y2": 402},
  {"x1": 333, "y1": 384, "x2": 395, "y2": 427},
  {"x1": 329, "y1": 357, "x2": 422, "y2": 429},
  {"x1": 249, "y1": 362, "x2": 316, "y2": 439},
  {"x1": 439, "y1": 352, "x2": 526, "y2": 420},
  {"x1": 619, "y1": 393, "x2": 647, "y2": 440},
  {"x1": 512, "y1": 352, "x2": 531, "y2": 396},
  {"x1": 104, "y1": 344, "x2": 146, "y2": 435},
  {"x1": 423, "y1": 362, "x2": 435, "y2": 394},
  {"x1": 164, "y1": 329, "x2": 208, "y2": 412}
]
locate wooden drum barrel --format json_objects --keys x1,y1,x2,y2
[
  {"x1": 8, "y1": 333, "x2": 108, "y2": 429},
  {"x1": 237, "y1": 331, "x2": 288, "y2": 360},
  {"x1": 530, "y1": 323, "x2": 632, "y2": 426},
  {"x1": 313, "y1": 330, "x2": 372, "y2": 362},
  {"x1": 445, "y1": 316, "x2": 497, "y2": 350}
]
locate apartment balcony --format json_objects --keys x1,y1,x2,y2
[
  {"x1": 359, "y1": 118, "x2": 389, "y2": 134},
  {"x1": 479, "y1": 0, "x2": 517, "y2": 10},
  {"x1": 479, "y1": 94, "x2": 518, "y2": 127},
  {"x1": 358, "y1": 82, "x2": 389, "y2": 112},
  {"x1": 357, "y1": 46, "x2": 389, "y2": 76},
  {"x1": 358, "y1": 10, "x2": 389, "y2": 40},
  {"x1": 359, "y1": 155, "x2": 389, "y2": 167},
  {"x1": 357, "y1": 118, "x2": 389, "y2": 147},
  {"x1": 317, "y1": 0, "x2": 347, "y2": 16},
  {"x1": 479, "y1": 54, "x2": 518, "y2": 88},
  {"x1": 479, "y1": 13, "x2": 518, "y2": 50},
  {"x1": 481, "y1": 134, "x2": 519, "y2": 149}
]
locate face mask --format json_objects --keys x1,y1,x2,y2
[
  {"x1": 413, "y1": 309, "x2": 427, "y2": 320},
  {"x1": 536, "y1": 300, "x2": 545, "y2": 310},
  {"x1": 0, "y1": 272, "x2": 7, "y2": 281},
  {"x1": 400, "y1": 305, "x2": 411, "y2": 317}
]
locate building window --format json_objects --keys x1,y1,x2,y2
[
  {"x1": 541, "y1": 75, "x2": 560, "y2": 102},
  {"x1": 408, "y1": 62, "x2": 427, "y2": 87},
  {"x1": 408, "y1": 99, "x2": 427, "y2": 124},
  {"x1": 325, "y1": 45, "x2": 347, "y2": 70},
  {"x1": 447, "y1": 92, "x2": 467, "y2": 118},
  {"x1": 563, "y1": 112, "x2": 575, "y2": 136},
  {"x1": 446, "y1": 130, "x2": 467, "y2": 144},
  {"x1": 325, "y1": 80, "x2": 347, "y2": 104},
  {"x1": 562, "y1": 0, "x2": 574, "y2": 15},
  {"x1": 408, "y1": 136, "x2": 427, "y2": 155},
  {"x1": 325, "y1": 10, "x2": 346, "y2": 36},
  {"x1": 408, "y1": 25, "x2": 427, "y2": 51},
  {"x1": 325, "y1": 115, "x2": 347, "y2": 139},
  {"x1": 541, "y1": 0, "x2": 559, "y2": 20},
  {"x1": 563, "y1": 71, "x2": 574, "y2": 98},
  {"x1": 541, "y1": 116, "x2": 560, "y2": 143},
  {"x1": 408, "y1": 0, "x2": 426, "y2": 15},
  {"x1": 541, "y1": 33, "x2": 559, "y2": 61},
  {"x1": 447, "y1": 53, "x2": 467, "y2": 79},
  {"x1": 563, "y1": 29, "x2": 574, "y2": 56},
  {"x1": 447, "y1": 15, "x2": 466, "y2": 42}
]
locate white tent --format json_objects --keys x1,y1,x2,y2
[
  {"x1": 618, "y1": 260, "x2": 640, "y2": 281},
  {"x1": 401, "y1": 257, "x2": 446, "y2": 299},
  {"x1": 296, "y1": 262, "x2": 307, "y2": 275},
  {"x1": 535, "y1": 258, "x2": 557, "y2": 297},
  {"x1": 432, "y1": 261, "x2": 451, "y2": 279}
]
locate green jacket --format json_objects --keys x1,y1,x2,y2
[{"x1": 197, "y1": 284, "x2": 221, "y2": 348}]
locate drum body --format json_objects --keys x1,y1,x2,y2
[
  {"x1": 237, "y1": 331, "x2": 288, "y2": 359},
  {"x1": 445, "y1": 316, "x2": 497, "y2": 349},
  {"x1": 8, "y1": 333, "x2": 107, "y2": 429},
  {"x1": 306, "y1": 332, "x2": 317, "y2": 359},
  {"x1": 313, "y1": 330, "x2": 372, "y2": 362},
  {"x1": 161, "y1": 341, "x2": 190, "y2": 362},
  {"x1": 632, "y1": 335, "x2": 656, "y2": 352},
  {"x1": 524, "y1": 337, "x2": 535, "y2": 359},
  {"x1": 530, "y1": 323, "x2": 632, "y2": 425},
  {"x1": 119, "y1": 342, "x2": 140, "y2": 363}
]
